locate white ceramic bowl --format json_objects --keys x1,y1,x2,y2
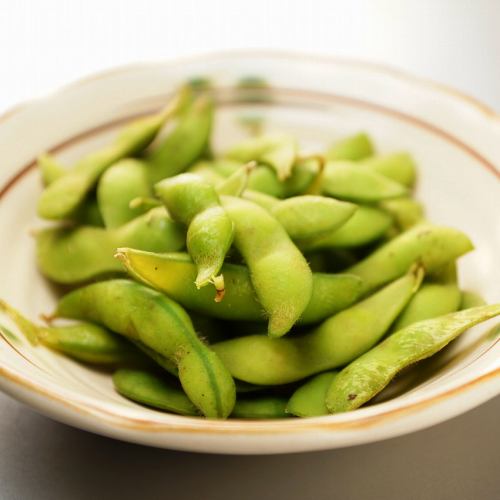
[{"x1": 0, "y1": 52, "x2": 499, "y2": 454}]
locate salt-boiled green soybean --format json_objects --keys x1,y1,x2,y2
[
  {"x1": 326, "y1": 304, "x2": 500, "y2": 412},
  {"x1": 115, "y1": 250, "x2": 363, "y2": 324},
  {"x1": 360, "y1": 152, "x2": 417, "y2": 188},
  {"x1": 0, "y1": 299, "x2": 137, "y2": 365},
  {"x1": 55, "y1": 279, "x2": 235, "y2": 418},
  {"x1": 155, "y1": 173, "x2": 233, "y2": 295},
  {"x1": 326, "y1": 133, "x2": 374, "y2": 161},
  {"x1": 347, "y1": 223, "x2": 474, "y2": 295},
  {"x1": 221, "y1": 196, "x2": 312, "y2": 337},
  {"x1": 113, "y1": 369, "x2": 199, "y2": 416},
  {"x1": 213, "y1": 267, "x2": 423, "y2": 385},
  {"x1": 287, "y1": 372, "x2": 338, "y2": 417},
  {"x1": 36, "y1": 207, "x2": 185, "y2": 284},
  {"x1": 460, "y1": 291, "x2": 487, "y2": 310}
]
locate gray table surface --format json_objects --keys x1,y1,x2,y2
[{"x1": 1, "y1": 391, "x2": 499, "y2": 500}]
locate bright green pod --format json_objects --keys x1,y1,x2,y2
[
  {"x1": 37, "y1": 102, "x2": 178, "y2": 220},
  {"x1": 326, "y1": 304, "x2": 500, "y2": 412},
  {"x1": 187, "y1": 161, "x2": 227, "y2": 185},
  {"x1": 113, "y1": 369, "x2": 199, "y2": 416},
  {"x1": 287, "y1": 371, "x2": 338, "y2": 417},
  {"x1": 321, "y1": 161, "x2": 408, "y2": 202},
  {"x1": 243, "y1": 192, "x2": 357, "y2": 240},
  {"x1": 147, "y1": 94, "x2": 214, "y2": 182},
  {"x1": 221, "y1": 196, "x2": 312, "y2": 337},
  {"x1": 225, "y1": 133, "x2": 297, "y2": 180},
  {"x1": 56, "y1": 279, "x2": 236, "y2": 418},
  {"x1": 37, "y1": 153, "x2": 65, "y2": 186},
  {"x1": 460, "y1": 290, "x2": 487, "y2": 309},
  {"x1": 36, "y1": 207, "x2": 185, "y2": 284},
  {"x1": 115, "y1": 250, "x2": 363, "y2": 325},
  {"x1": 299, "y1": 206, "x2": 392, "y2": 250},
  {"x1": 326, "y1": 132, "x2": 375, "y2": 161},
  {"x1": 347, "y1": 223, "x2": 474, "y2": 295},
  {"x1": 391, "y1": 263, "x2": 461, "y2": 331},
  {"x1": 231, "y1": 396, "x2": 290, "y2": 419},
  {"x1": 215, "y1": 162, "x2": 255, "y2": 197},
  {"x1": 97, "y1": 159, "x2": 151, "y2": 228},
  {"x1": 360, "y1": 152, "x2": 417, "y2": 187},
  {"x1": 270, "y1": 196, "x2": 357, "y2": 240},
  {"x1": 0, "y1": 299, "x2": 137, "y2": 365},
  {"x1": 155, "y1": 173, "x2": 233, "y2": 295},
  {"x1": 212, "y1": 267, "x2": 423, "y2": 385},
  {"x1": 379, "y1": 198, "x2": 425, "y2": 231}
]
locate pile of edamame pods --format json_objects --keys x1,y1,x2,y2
[{"x1": 2, "y1": 83, "x2": 499, "y2": 420}]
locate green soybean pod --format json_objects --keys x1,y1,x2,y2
[
  {"x1": 97, "y1": 159, "x2": 151, "y2": 228},
  {"x1": 460, "y1": 290, "x2": 487, "y2": 309},
  {"x1": 115, "y1": 250, "x2": 363, "y2": 324},
  {"x1": 221, "y1": 196, "x2": 312, "y2": 337},
  {"x1": 321, "y1": 161, "x2": 408, "y2": 202},
  {"x1": 326, "y1": 133, "x2": 375, "y2": 161},
  {"x1": 347, "y1": 223, "x2": 474, "y2": 295},
  {"x1": 113, "y1": 369, "x2": 199, "y2": 416},
  {"x1": 147, "y1": 94, "x2": 214, "y2": 182},
  {"x1": 187, "y1": 161, "x2": 227, "y2": 185},
  {"x1": 0, "y1": 299, "x2": 137, "y2": 365},
  {"x1": 299, "y1": 206, "x2": 393, "y2": 250},
  {"x1": 270, "y1": 196, "x2": 357, "y2": 240},
  {"x1": 360, "y1": 152, "x2": 417, "y2": 188},
  {"x1": 287, "y1": 372, "x2": 338, "y2": 417},
  {"x1": 36, "y1": 207, "x2": 185, "y2": 284},
  {"x1": 212, "y1": 267, "x2": 423, "y2": 385},
  {"x1": 391, "y1": 263, "x2": 461, "y2": 331},
  {"x1": 231, "y1": 397, "x2": 290, "y2": 419},
  {"x1": 215, "y1": 161, "x2": 255, "y2": 197},
  {"x1": 326, "y1": 304, "x2": 500, "y2": 413},
  {"x1": 56, "y1": 279, "x2": 236, "y2": 418},
  {"x1": 379, "y1": 198, "x2": 425, "y2": 231},
  {"x1": 37, "y1": 100, "x2": 179, "y2": 221},
  {"x1": 225, "y1": 133, "x2": 297, "y2": 181},
  {"x1": 37, "y1": 153, "x2": 65, "y2": 186},
  {"x1": 155, "y1": 173, "x2": 233, "y2": 296}
]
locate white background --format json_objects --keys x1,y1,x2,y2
[
  {"x1": 1, "y1": 0, "x2": 500, "y2": 113},
  {"x1": 1, "y1": 1, "x2": 499, "y2": 499}
]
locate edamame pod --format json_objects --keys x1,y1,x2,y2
[
  {"x1": 147, "y1": 94, "x2": 214, "y2": 182},
  {"x1": 321, "y1": 162, "x2": 408, "y2": 202},
  {"x1": 97, "y1": 159, "x2": 151, "y2": 228},
  {"x1": 225, "y1": 133, "x2": 297, "y2": 180},
  {"x1": 347, "y1": 223, "x2": 474, "y2": 295},
  {"x1": 36, "y1": 207, "x2": 185, "y2": 284},
  {"x1": 231, "y1": 396, "x2": 289, "y2": 419},
  {"x1": 38, "y1": 153, "x2": 65, "y2": 186},
  {"x1": 113, "y1": 369, "x2": 199, "y2": 416},
  {"x1": 155, "y1": 174, "x2": 234, "y2": 296},
  {"x1": 56, "y1": 279, "x2": 236, "y2": 418},
  {"x1": 460, "y1": 290, "x2": 487, "y2": 309},
  {"x1": 213, "y1": 267, "x2": 423, "y2": 385},
  {"x1": 37, "y1": 101, "x2": 178, "y2": 220},
  {"x1": 391, "y1": 263, "x2": 461, "y2": 331},
  {"x1": 0, "y1": 300, "x2": 137, "y2": 365},
  {"x1": 221, "y1": 196, "x2": 312, "y2": 337},
  {"x1": 215, "y1": 162, "x2": 255, "y2": 196},
  {"x1": 379, "y1": 198, "x2": 425, "y2": 231},
  {"x1": 287, "y1": 372, "x2": 338, "y2": 417},
  {"x1": 326, "y1": 304, "x2": 500, "y2": 412},
  {"x1": 360, "y1": 152, "x2": 417, "y2": 187},
  {"x1": 115, "y1": 250, "x2": 363, "y2": 324},
  {"x1": 326, "y1": 133, "x2": 374, "y2": 161},
  {"x1": 299, "y1": 206, "x2": 392, "y2": 250},
  {"x1": 269, "y1": 196, "x2": 356, "y2": 240}
]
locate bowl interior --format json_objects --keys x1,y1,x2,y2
[{"x1": 0, "y1": 54, "x2": 499, "y2": 453}]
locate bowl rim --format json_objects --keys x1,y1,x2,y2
[{"x1": 0, "y1": 50, "x2": 499, "y2": 446}]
